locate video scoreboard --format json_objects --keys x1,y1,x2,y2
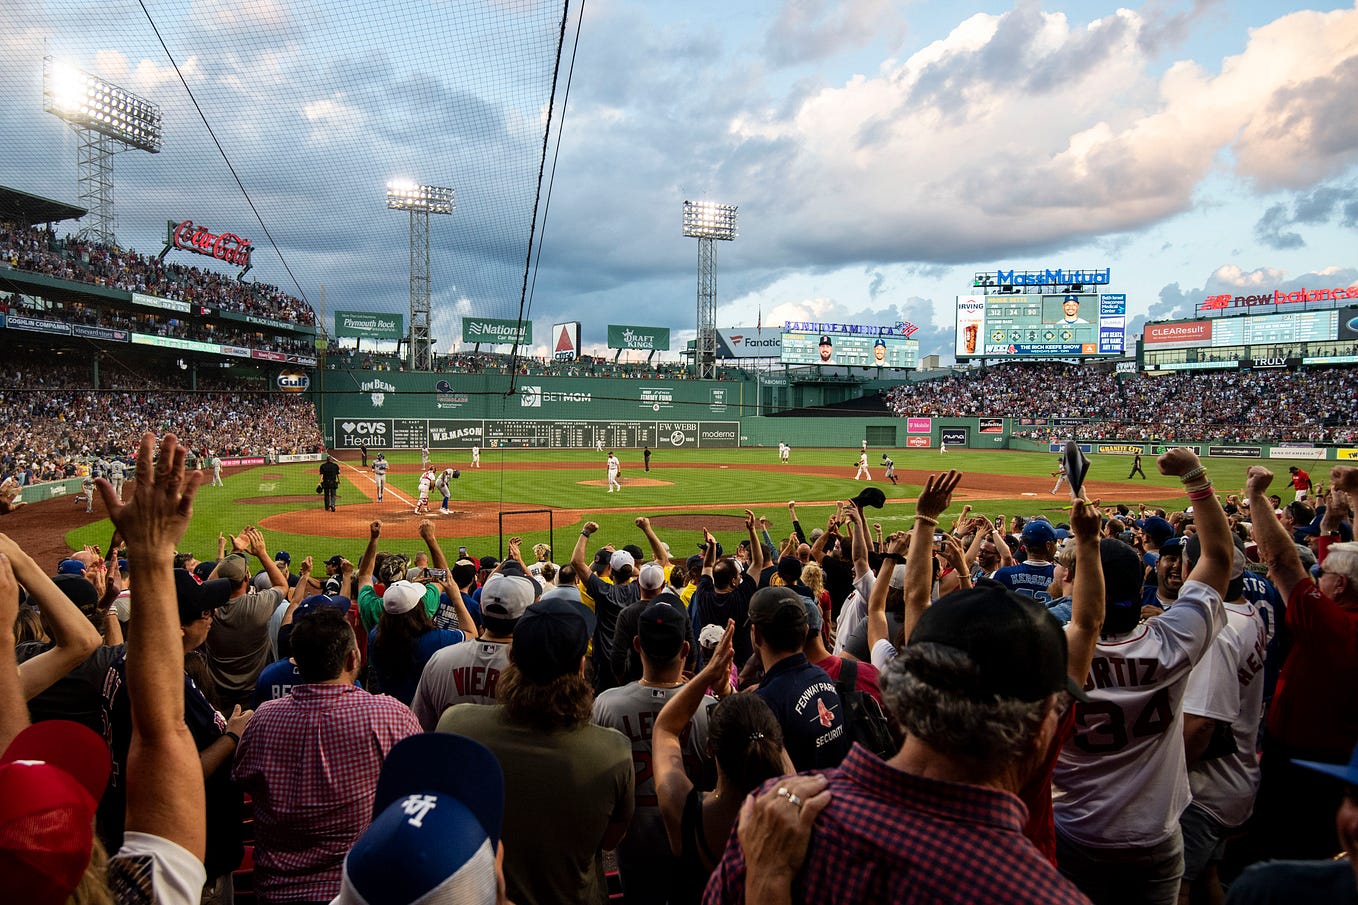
[
  {"x1": 1142, "y1": 307, "x2": 1358, "y2": 370},
  {"x1": 955, "y1": 293, "x2": 1126, "y2": 359}
]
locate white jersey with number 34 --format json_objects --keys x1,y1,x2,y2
[{"x1": 1053, "y1": 579, "x2": 1226, "y2": 848}]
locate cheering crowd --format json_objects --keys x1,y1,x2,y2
[
  {"x1": 0, "y1": 353, "x2": 321, "y2": 486},
  {"x1": 886, "y1": 362, "x2": 1358, "y2": 443},
  {"x1": 1, "y1": 222, "x2": 317, "y2": 327},
  {"x1": 4, "y1": 432, "x2": 1357, "y2": 905}
]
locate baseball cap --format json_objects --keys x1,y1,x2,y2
[
  {"x1": 216, "y1": 553, "x2": 250, "y2": 583},
  {"x1": 511, "y1": 595, "x2": 596, "y2": 683},
  {"x1": 338, "y1": 733, "x2": 503, "y2": 905},
  {"x1": 1140, "y1": 516, "x2": 1174, "y2": 545},
  {"x1": 325, "y1": 554, "x2": 346, "y2": 570},
  {"x1": 383, "y1": 580, "x2": 427, "y2": 615},
  {"x1": 174, "y1": 569, "x2": 232, "y2": 625},
  {"x1": 1294, "y1": 741, "x2": 1358, "y2": 787},
  {"x1": 907, "y1": 583, "x2": 1091, "y2": 703},
  {"x1": 609, "y1": 549, "x2": 636, "y2": 573},
  {"x1": 818, "y1": 335, "x2": 832, "y2": 345},
  {"x1": 1159, "y1": 537, "x2": 1185, "y2": 557},
  {"x1": 55, "y1": 559, "x2": 86, "y2": 576},
  {"x1": 50, "y1": 574, "x2": 99, "y2": 617},
  {"x1": 480, "y1": 574, "x2": 536, "y2": 622},
  {"x1": 294, "y1": 594, "x2": 353, "y2": 621},
  {"x1": 194, "y1": 560, "x2": 218, "y2": 582},
  {"x1": 1021, "y1": 521, "x2": 1057, "y2": 548},
  {"x1": 451, "y1": 560, "x2": 479, "y2": 588},
  {"x1": 776, "y1": 556, "x2": 803, "y2": 585},
  {"x1": 747, "y1": 586, "x2": 808, "y2": 631},
  {"x1": 0, "y1": 720, "x2": 111, "y2": 905},
  {"x1": 873, "y1": 338, "x2": 886, "y2": 348},
  {"x1": 637, "y1": 601, "x2": 688, "y2": 661},
  {"x1": 697, "y1": 541, "x2": 724, "y2": 557},
  {"x1": 477, "y1": 556, "x2": 498, "y2": 570},
  {"x1": 850, "y1": 486, "x2": 886, "y2": 510},
  {"x1": 637, "y1": 561, "x2": 666, "y2": 591},
  {"x1": 275, "y1": 551, "x2": 291, "y2": 565},
  {"x1": 803, "y1": 596, "x2": 823, "y2": 633}
]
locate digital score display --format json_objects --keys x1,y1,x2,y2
[
  {"x1": 955, "y1": 294, "x2": 1125, "y2": 358},
  {"x1": 780, "y1": 331, "x2": 919, "y2": 367}
]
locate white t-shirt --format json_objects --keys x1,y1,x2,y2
[
  {"x1": 1053, "y1": 578, "x2": 1226, "y2": 848},
  {"x1": 109, "y1": 831, "x2": 207, "y2": 905},
  {"x1": 1183, "y1": 600, "x2": 1268, "y2": 828}
]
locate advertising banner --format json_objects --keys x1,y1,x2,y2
[
  {"x1": 698, "y1": 423, "x2": 740, "y2": 448},
  {"x1": 252, "y1": 350, "x2": 286, "y2": 362},
  {"x1": 1097, "y1": 444, "x2": 1144, "y2": 455},
  {"x1": 463, "y1": 317, "x2": 531, "y2": 345},
  {"x1": 907, "y1": 436, "x2": 932, "y2": 448},
  {"x1": 552, "y1": 322, "x2": 580, "y2": 360},
  {"x1": 335, "y1": 311, "x2": 403, "y2": 341},
  {"x1": 1145, "y1": 321, "x2": 1212, "y2": 347},
  {"x1": 131, "y1": 334, "x2": 220, "y2": 354},
  {"x1": 131, "y1": 292, "x2": 192, "y2": 314},
  {"x1": 278, "y1": 453, "x2": 325, "y2": 463},
  {"x1": 608, "y1": 324, "x2": 671, "y2": 352},
  {"x1": 658, "y1": 422, "x2": 700, "y2": 448},
  {"x1": 1340, "y1": 307, "x2": 1358, "y2": 341},
  {"x1": 333, "y1": 419, "x2": 393, "y2": 448},
  {"x1": 217, "y1": 457, "x2": 265, "y2": 467},
  {"x1": 1050, "y1": 443, "x2": 1093, "y2": 453},
  {"x1": 978, "y1": 417, "x2": 1004, "y2": 434},
  {"x1": 426, "y1": 420, "x2": 484, "y2": 447},
  {"x1": 906, "y1": 417, "x2": 932, "y2": 433},
  {"x1": 1208, "y1": 446, "x2": 1262, "y2": 458},
  {"x1": 1336, "y1": 448, "x2": 1358, "y2": 460},
  {"x1": 72, "y1": 324, "x2": 129, "y2": 342},
  {"x1": 1268, "y1": 446, "x2": 1327, "y2": 460},
  {"x1": 277, "y1": 371, "x2": 310, "y2": 393},
  {"x1": 940, "y1": 427, "x2": 969, "y2": 447},
  {"x1": 716, "y1": 327, "x2": 783, "y2": 359},
  {"x1": 7, "y1": 315, "x2": 71, "y2": 335},
  {"x1": 1153, "y1": 445, "x2": 1200, "y2": 455}
]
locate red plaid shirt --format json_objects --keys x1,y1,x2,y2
[
  {"x1": 703, "y1": 745, "x2": 1091, "y2": 904},
  {"x1": 232, "y1": 683, "x2": 421, "y2": 903}
]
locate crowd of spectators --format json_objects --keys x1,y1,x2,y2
[
  {"x1": 0, "y1": 353, "x2": 321, "y2": 485},
  {"x1": 5, "y1": 445, "x2": 1357, "y2": 905},
  {"x1": 0, "y1": 293, "x2": 316, "y2": 357},
  {"x1": 885, "y1": 362, "x2": 1358, "y2": 443},
  {"x1": 325, "y1": 347, "x2": 748, "y2": 380},
  {"x1": 1, "y1": 221, "x2": 317, "y2": 326}
]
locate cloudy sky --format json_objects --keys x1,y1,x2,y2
[{"x1": 6, "y1": 0, "x2": 1358, "y2": 363}]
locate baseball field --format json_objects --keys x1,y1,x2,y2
[{"x1": 7, "y1": 446, "x2": 1315, "y2": 572}]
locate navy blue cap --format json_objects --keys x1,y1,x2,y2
[{"x1": 512, "y1": 594, "x2": 596, "y2": 682}]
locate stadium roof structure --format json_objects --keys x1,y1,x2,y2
[{"x1": 0, "y1": 186, "x2": 86, "y2": 226}]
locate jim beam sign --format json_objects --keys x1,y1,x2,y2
[{"x1": 160, "y1": 219, "x2": 253, "y2": 277}]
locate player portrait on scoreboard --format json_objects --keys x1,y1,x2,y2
[
  {"x1": 873, "y1": 338, "x2": 887, "y2": 364},
  {"x1": 1044, "y1": 294, "x2": 1091, "y2": 325},
  {"x1": 818, "y1": 334, "x2": 834, "y2": 362}
]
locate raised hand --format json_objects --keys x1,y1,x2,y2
[
  {"x1": 916, "y1": 470, "x2": 963, "y2": 521},
  {"x1": 96, "y1": 432, "x2": 203, "y2": 554}
]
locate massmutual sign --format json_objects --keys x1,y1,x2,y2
[{"x1": 463, "y1": 317, "x2": 532, "y2": 345}]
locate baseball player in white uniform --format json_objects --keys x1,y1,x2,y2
[
  {"x1": 471, "y1": 445, "x2": 481, "y2": 468},
  {"x1": 607, "y1": 452, "x2": 621, "y2": 492},
  {"x1": 415, "y1": 467, "x2": 434, "y2": 514},
  {"x1": 854, "y1": 451, "x2": 871, "y2": 481},
  {"x1": 1050, "y1": 458, "x2": 1067, "y2": 495},
  {"x1": 210, "y1": 454, "x2": 224, "y2": 486},
  {"x1": 779, "y1": 442, "x2": 790, "y2": 464},
  {"x1": 371, "y1": 453, "x2": 389, "y2": 502},
  {"x1": 1052, "y1": 448, "x2": 1230, "y2": 905}
]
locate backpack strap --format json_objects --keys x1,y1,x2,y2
[{"x1": 836, "y1": 658, "x2": 857, "y2": 697}]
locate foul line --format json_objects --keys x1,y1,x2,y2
[{"x1": 340, "y1": 462, "x2": 417, "y2": 508}]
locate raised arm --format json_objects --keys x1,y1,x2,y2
[
  {"x1": 868, "y1": 532, "x2": 908, "y2": 655},
  {"x1": 1065, "y1": 498, "x2": 1105, "y2": 685},
  {"x1": 1163, "y1": 449, "x2": 1231, "y2": 595},
  {"x1": 0, "y1": 534, "x2": 102, "y2": 698},
  {"x1": 845, "y1": 503, "x2": 871, "y2": 578},
  {"x1": 418, "y1": 519, "x2": 450, "y2": 573},
  {"x1": 636, "y1": 517, "x2": 670, "y2": 567},
  {"x1": 1244, "y1": 467, "x2": 1310, "y2": 600},
  {"x1": 903, "y1": 471, "x2": 962, "y2": 638},
  {"x1": 654, "y1": 619, "x2": 733, "y2": 857},
  {"x1": 357, "y1": 520, "x2": 382, "y2": 588},
  {"x1": 572, "y1": 521, "x2": 600, "y2": 580},
  {"x1": 0, "y1": 554, "x2": 29, "y2": 752},
  {"x1": 745, "y1": 510, "x2": 764, "y2": 577},
  {"x1": 787, "y1": 500, "x2": 806, "y2": 544},
  {"x1": 97, "y1": 432, "x2": 207, "y2": 858},
  {"x1": 245, "y1": 526, "x2": 287, "y2": 592}
]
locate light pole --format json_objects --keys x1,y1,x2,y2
[
  {"x1": 386, "y1": 180, "x2": 454, "y2": 371},
  {"x1": 43, "y1": 57, "x2": 162, "y2": 246},
  {"x1": 682, "y1": 200, "x2": 737, "y2": 380}
]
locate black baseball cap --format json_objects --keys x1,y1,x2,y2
[
  {"x1": 818, "y1": 335, "x2": 832, "y2": 345},
  {"x1": 747, "y1": 586, "x2": 808, "y2": 631},
  {"x1": 511, "y1": 593, "x2": 597, "y2": 683},
  {"x1": 174, "y1": 569, "x2": 233, "y2": 626},
  {"x1": 637, "y1": 601, "x2": 688, "y2": 661},
  {"x1": 907, "y1": 583, "x2": 1090, "y2": 702}
]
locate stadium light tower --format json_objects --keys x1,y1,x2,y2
[
  {"x1": 386, "y1": 180, "x2": 455, "y2": 371},
  {"x1": 683, "y1": 200, "x2": 737, "y2": 380},
  {"x1": 42, "y1": 56, "x2": 162, "y2": 246}
]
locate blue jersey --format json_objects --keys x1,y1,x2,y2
[
  {"x1": 1241, "y1": 570, "x2": 1287, "y2": 702},
  {"x1": 992, "y1": 562, "x2": 1057, "y2": 603}
]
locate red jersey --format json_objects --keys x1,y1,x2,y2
[{"x1": 1291, "y1": 469, "x2": 1311, "y2": 491}]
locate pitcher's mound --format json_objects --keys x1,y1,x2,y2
[{"x1": 578, "y1": 478, "x2": 674, "y2": 488}]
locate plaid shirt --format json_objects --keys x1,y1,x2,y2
[
  {"x1": 703, "y1": 745, "x2": 1091, "y2": 905},
  {"x1": 232, "y1": 683, "x2": 421, "y2": 903}
]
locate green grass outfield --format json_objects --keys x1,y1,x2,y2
[{"x1": 66, "y1": 447, "x2": 1323, "y2": 565}]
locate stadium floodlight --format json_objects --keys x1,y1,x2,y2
[
  {"x1": 387, "y1": 180, "x2": 455, "y2": 372},
  {"x1": 683, "y1": 200, "x2": 738, "y2": 380},
  {"x1": 43, "y1": 56, "x2": 162, "y2": 246}
]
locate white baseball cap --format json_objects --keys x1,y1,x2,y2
[
  {"x1": 609, "y1": 550, "x2": 636, "y2": 573},
  {"x1": 382, "y1": 580, "x2": 426, "y2": 615}
]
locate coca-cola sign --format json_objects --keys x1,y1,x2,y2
[{"x1": 162, "y1": 219, "x2": 253, "y2": 271}]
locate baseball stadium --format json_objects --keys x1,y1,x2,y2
[{"x1": 3, "y1": 3, "x2": 1358, "y2": 905}]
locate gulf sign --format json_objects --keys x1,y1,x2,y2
[
  {"x1": 1144, "y1": 321, "x2": 1212, "y2": 348},
  {"x1": 277, "y1": 371, "x2": 310, "y2": 393}
]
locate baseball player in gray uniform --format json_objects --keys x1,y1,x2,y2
[
  {"x1": 371, "y1": 453, "x2": 389, "y2": 502},
  {"x1": 109, "y1": 458, "x2": 127, "y2": 499}
]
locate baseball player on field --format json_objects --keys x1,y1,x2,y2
[
  {"x1": 371, "y1": 453, "x2": 389, "y2": 502},
  {"x1": 471, "y1": 444, "x2": 481, "y2": 468},
  {"x1": 434, "y1": 468, "x2": 457, "y2": 515},
  {"x1": 1052, "y1": 448, "x2": 1229, "y2": 905},
  {"x1": 108, "y1": 457, "x2": 127, "y2": 499},
  {"x1": 415, "y1": 467, "x2": 435, "y2": 514},
  {"x1": 881, "y1": 453, "x2": 898, "y2": 485},
  {"x1": 1050, "y1": 458, "x2": 1067, "y2": 495},
  {"x1": 606, "y1": 452, "x2": 621, "y2": 493},
  {"x1": 854, "y1": 450, "x2": 871, "y2": 481}
]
